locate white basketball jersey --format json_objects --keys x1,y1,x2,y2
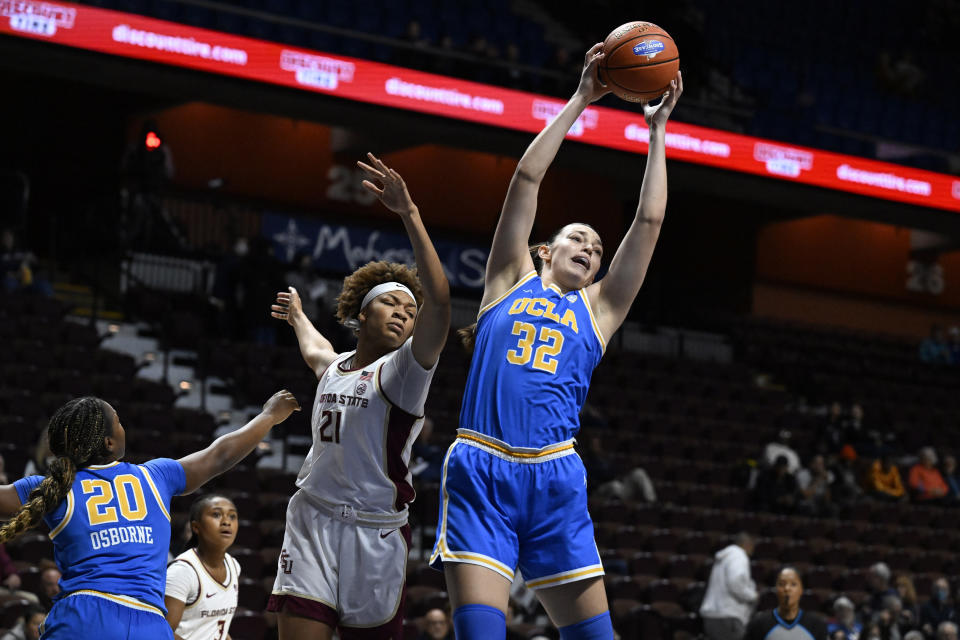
[
  {"x1": 296, "y1": 339, "x2": 434, "y2": 523},
  {"x1": 166, "y1": 548, "x2": 240, "y2": 640}
]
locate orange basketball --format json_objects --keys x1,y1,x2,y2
[{"x1": 598, "y1": 21, "x2": 680, "y2": 103}]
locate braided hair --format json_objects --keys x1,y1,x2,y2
[{"x1": 0, "y1": 397, "x2": 111, "y2": 543}]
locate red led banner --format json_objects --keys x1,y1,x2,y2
[{"x1": 3, "y1": 0, "x2": 959, "y2": 212}]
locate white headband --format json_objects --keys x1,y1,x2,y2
[{"x1": 344, "y1": 282, "x2": 417, "y2": 329}]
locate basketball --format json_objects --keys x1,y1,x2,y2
[{"x1": 598, "y1": 21, "x2": 680, "y2": 103}]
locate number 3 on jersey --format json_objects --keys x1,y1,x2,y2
[
  {"x1": 81, "y1": 475, "x2": 148, "y2": 525},
  {"x1": 506, "y1": 321, "x2": 564, "y2": 374}
]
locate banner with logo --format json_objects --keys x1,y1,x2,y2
[
  {"x1": 263, "y1": 212, "x2": 488, "y2": 290},
  {"x1": 2, "y1": 0, "x2": 959, "y2": 212}
]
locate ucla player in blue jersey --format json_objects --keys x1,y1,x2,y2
[
  {"x1": 0, "y1": 390, "x2": 300, "y2": 639},
  {"x1": 428, "y1": 44, "x2": 682, "y2": 639}
]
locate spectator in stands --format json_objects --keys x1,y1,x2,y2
[
  {"x1": 797, "y1": 454, "x2": 837, "y2": 517},
  {"x1": 908, "y1": 447, "x2": 949, "y2": 503},
  {"x1": 832, "y1": 445, "x2": 864, "y2": 506},
  {"x1": 755, "y1": 455, "x2": 798, "y2": 514},
  {"x1": 22, "y1": 430, "x2": 53, "y2": 478},
  {"x1": 398, "y1": 19, "x2": 431, "y2": 71},
  {"x1": 941, "y1": 455, "x2": 960, "y2": 502},
  {"x1": 938, "y1": 622, "x2": 959, "y2": 640},
  {"x1": 0, "y1": 453, "x2": 8, "y2": 485},
  {"x1": 842, "y1": 402, "x2": 867, "y2": 451},
  {"x1": 919, "y1": 325, "x2": 951, "y2": 365},
  {"x1": 36, "y1": 564, "x2": 60, "y2": 610},
  {"x1": 0, "y1": 544, "x2": 38, "y2": 604},
  {"x1": 0, "y1": 603, "x2": 45, "y2": 640},
  {"x1": 0, "y1": 228, "x2": 49, "y2": 296},
  {"x1": 119, "y1": 119, "x2": 180, "y2": 251},
  {"x1": 920, "y1": 578, "x2": 957, "y2": 638},
  {"x1": 763, "y1": 430, "x2": 801, "y2": 474},
  {"x1": 865, "y1": 563, "x2": 898, "y2": 620},
  {"x1": 905, "y1": 632, "x2": 924, "y2": 640},
  {"x1": 828, "y1": 596, "x2": 863, "y2": 640},
  {"x1": 896, "y1": 575, "x2": 921, "y2": 626},
  {"x1": 817, "y1": 401, "x2": 846, "y2": 454},
  {"x1": 284, "y1": 253, "x2": 325, "y2": 324},
  {"x1": 419, "y1": 607, "x2": 454, "y2": 640},
  {"x1": 699, "y1": 532, "x2": 757, "y2": 640},
  {"x1": 867, "y1": 455, "x2": 907, "y2": 502},
  {"x1": 872, "y1": 594, "x2": 907, "y2": 640}
]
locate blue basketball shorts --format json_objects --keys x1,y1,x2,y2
[
  {"x1": 429, "y1": 430, "x2": 604, "y2": 590},
  {"x1": 41, "y1": 591, "x2": 173, "y2": 640}
]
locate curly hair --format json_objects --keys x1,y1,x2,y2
[
  {"x1": 336, "y1": 260, "x2": 423, "y2": 331},
  {"x1": 0, "y1": 397, "x2": 111, "y2": 543}
]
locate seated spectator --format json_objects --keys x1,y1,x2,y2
[
  {"x1": 939, "y1": 622, "x2": 959, "y2": 640},
  {"x1": 920, "y1": 578, "x2": 957, "y2": 638},
  {"x1": 755, "y1": 455, "x2": 798, "y2": 514},
  {"x1": 828, "y1": 596, "x2": 864, "y2": 640},
  {"x1": 909, "y1": 447, "x2": 949, "y2": 502},
  {"x1": 864, "y1": 562, "x2": 898, "y2": 621},
  {"x1": 796, "y1": 454, "x2": 837, "y2": 517},
  {"x1": 0, "y1": 603, "x2": 45, "y2": 640},
  {"x1": 904, "y1": 632, "x2": 924, "y2": 640},
  {"x1": 0, "y1": 544, "x2": 39, "y2": 604},
  {"x1": 817, "y1": 401, "x2": 846, "y2": 454},
  {"x1": 419, "y1": 607, "x2": 454, "y2": 640},
  {"x1": 941, "y1": 455, "x2": 960, "y2": 502},
  {"x1": 0, "y1": 228, "x2": 36, "y2": 294},
  {"x1": 872, "y1": 594, "x2": 907, "y2": 640},
  {"x1": 867, "y1": 456, "x2": 907, "y2": 502},
  {"x1": 919, "y1": 325, "x2": 952, "y2": 364},
  {"x1": 0, "y1": 453, "x2": 8, "y2": 484},
  {"x1": 763, "y1": 430, "x2": 801, "y2": 474},
  {"x1": 36, "y1": 564, "x2": 60, "y2": 609},
  {"x1": 832, "y1": 445, "x2": 864, "y2": 506},
  {"x1": 896, "y1": 575, "x2": 921, "y2": 627}
]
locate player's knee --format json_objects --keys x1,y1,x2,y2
[
  {"x1": 558, "y1": 611, "x2": 614, "y2": 640},
  {"x1": 452, "y1": 604, "x2": 506, "y2": 640}
]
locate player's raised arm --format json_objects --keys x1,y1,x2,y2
[
  {"x1": 358, "y1": 153, "x2": 450, "y2": 369},
  {"x1": 272, "y1": 286, "x2": 339, "y2": 378},
  {"x1": 589, "y1": 70, "x2": 683, "y2": 338},
  {"x1": 483, "y1": 43, "x2": 611, "y2": 305},
  {"x1": 178, "y1": 390, "x2": 300, "y2": 494}
]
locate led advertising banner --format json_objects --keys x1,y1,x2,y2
[{"x1": 3, "y1": 0, "x2": 959, "y2": 212}]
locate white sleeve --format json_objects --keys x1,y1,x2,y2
[
  {"x1": 725, "y1": 554, "x2": 758, "y2": 603},
  {"x1": 378, "y1": 338, "x2": 438, "y2": 415},
  {"x1": 165, "y1": 559, "x2": 200, "y2": 605}
]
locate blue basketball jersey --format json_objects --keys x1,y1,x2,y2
[
  {"x1": 460, "y1": 271, "x2": 606, "y2": 448},
  {"x1": 14, "y1": 458, "x2": 186, "y2": 614}
]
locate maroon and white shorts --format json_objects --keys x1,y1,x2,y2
[{"x1": 266, "y1": 490, "x2": 411, "y2": 638}]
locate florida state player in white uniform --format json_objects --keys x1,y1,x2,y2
[
  {"x1": 165, "y1": 495, "x2": 241, "y2": 640},
  {"x1": 266, "y1": 153, "x2": 450, "y2": 640}
]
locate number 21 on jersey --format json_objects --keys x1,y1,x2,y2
[
  {"x1": 81, "y1": 475, "x2": 148, "y2": 525},
  {"x1": 506, "y1": 321, "x2": 564, "y2": 374}
]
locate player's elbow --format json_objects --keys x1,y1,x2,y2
[{"x1": 514, "y1": 165, "x2": 544, "y2": 185}]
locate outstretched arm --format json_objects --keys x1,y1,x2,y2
[
  {"x1": 178, "y1": 391, "x2": 300, "y2": 494},
  {"x1": 272, "y1": 287, "x2": 339, "y2": 378},
  {"x1": 482, "y1": 44, "x2": 611, "y2": 307},
  {"x1": 589, "y1": 71, "x2": 683, "y2": 338},
  {"x1": 358, "y1": 153, "x2": 450, "y2": 369}
]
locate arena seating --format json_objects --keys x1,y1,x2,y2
[{"x1": 3, "y1": 281, "x2": 960, "y2": 638}]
